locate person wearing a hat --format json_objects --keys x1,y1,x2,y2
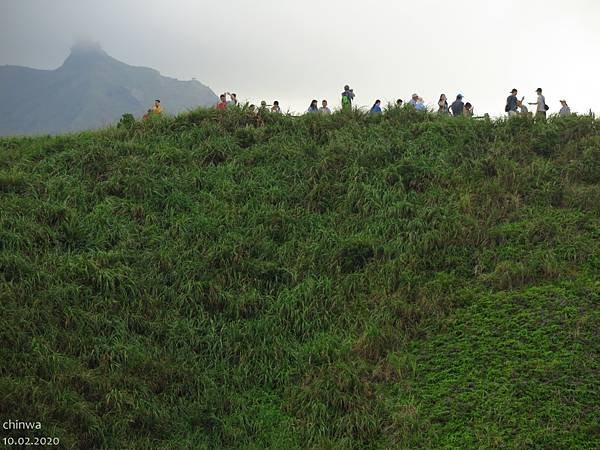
[
  {"x1": 528, "y1": 88, "x2": 547, "y2": 119},
  {"x1": 559, "y1": 100, "x2": 571, "y2": 117},
  {"x1": 450, "y1": 94, "x2": 464, "y2": 117},
  {"x1": 409, "y1": 93, "x2": 419, "y2": 107},
  {"x1": 506, "y1": 89, "x2": 519, "y2": 117}
]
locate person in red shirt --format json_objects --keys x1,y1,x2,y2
[{"x1": 216, "y1": 94, "x2": 227, "y2": 110}]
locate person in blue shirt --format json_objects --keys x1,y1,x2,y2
[
  {"x1": 307, "y1": 99, "x2": 319, "y2": 113},
  {"x1": 415, "y1": 97, "x2": 426, "y2": 111},
  {"x1": 370, "y1": 99, "x2": 382, "y2": 114},
  {"x1": 409, "y1": 93, "x2": 419, "y2": 107}
]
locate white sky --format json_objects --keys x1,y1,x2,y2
[{"x1": 1, "y1": 0, "x2": 599, "y2": 115}]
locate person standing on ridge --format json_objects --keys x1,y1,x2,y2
[
  {"x1": 506, "y1": 89, "x2": 519, "y2": 117},
  {"x1": 271, "y1": 101, "x2": 282, "y2": 113},
  {"x1": 517, "y1": 97, "x2": 529, "y2": 117},
  {"x1": 438, "y1": 94, "x2": 449, "y2": 114},
  {"x1": 307, "y1": 100, "x2": 319, "y2": 113},
  {"x1": 464, "y1": 102, "x2": 474, "y2": 117},
  {"x1": 227, "y1": 93, "x2": 238, "y2": 107},
  {"x1": 152, "y1": 99, "x2": 163, "y2": 115},
  {"x1": 559, "y1": 99, "x2": 571, "y2": 116},
  {"x1": 450, "y1": 94, "x2": 465, "y2": 116},
  {"x1": 216, "y1": 94, "x2": 228, "y2": 110},
  {"x1": 529, "y1": 88, "x2": 548, "y2": 119},
  {"x1": 341, "y1": 85, "x2": 355, "y2": 110},
  {"x1": 319, "y1": 100, "x2": 331, "y2": 114},
  {"x1": 409, "y1": 93, "x2": 419, "y2": 107},
  {"x1": 396, "y1": 99, "x2": 404, "y2": 107},
  {"x1": 370, "y1": 99, "x2": 382, "y2": 114},
  {"x1": 415, "y1": 97, "x2": 426, "y2": 111}
]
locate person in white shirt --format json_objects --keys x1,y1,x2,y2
[
  {"x1": 528, "y1": 88, "x2": 547, "y2": 119},
  {"x1": 226, "y1": 92, "x2": 238, "y2": 107},
  {"x1": 559, "y1": 100, "x2": 571, "y2": 117},
  {"x1": 319, "y1": 99, "x2": 331, "y2": 114},
  {"x1": 271, "y1": 101, "x2": 282, "y2": 113}
]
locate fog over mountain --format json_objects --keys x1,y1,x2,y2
[{"x1": 0, "y1": 42, "x2": 217, "y2": 136}]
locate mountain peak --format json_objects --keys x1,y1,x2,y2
[
  {"x1": 62, "y1": 41, "x2": 113, "y2": 69},
  {"x1": 70, "y1": 40, "x2": 107, "y2": 56}
]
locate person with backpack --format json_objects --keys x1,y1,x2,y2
[
  {"x1": 529, "y1": 88, "x2": 548, "y2": 119},
  {"x1": 341, "y1": 85, "x2": 355, "y2": 110},
  {"x1": 506, "y1": 89, "x2": 519, "y2": 117},
  {"x1": 450, "y1": 94, "x2": 464, "y2": 116},
  {"x1": 370, "y1": 99, "x2": 382, "y2": 114}
]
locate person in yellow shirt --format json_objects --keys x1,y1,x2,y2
[{"x1": 151, "y1": 99, "x2": 163, "y2": 115}]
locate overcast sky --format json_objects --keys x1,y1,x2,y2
[{"x1": 1, "y1": 0, "x2": 599, "y2": 115}]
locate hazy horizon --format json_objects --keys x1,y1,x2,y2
[{"x1": 1, "y1": 0, "x2": 599, "y2": 115}]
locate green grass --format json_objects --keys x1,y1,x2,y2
[{"x1": 0, "y1": 107, "x2": 599, "y2": 449}]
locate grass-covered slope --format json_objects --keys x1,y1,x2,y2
[{"x1": 1, "y1": 108, "x2": 599, "y2": 449}]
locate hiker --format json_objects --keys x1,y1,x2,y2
[
  {"x1": 271, "y1": 101, "x2": 282, "y2": 113},
  {"x1": 506, "y1": 89, "x2": 519, "y2": 117},
  {"x1": 559, "y1": 100, "x2": 571, "y2": 116},
  {"x1": 409, "y1": 93, "x2": 419, "y2": 107},
  {"x1": 464, "y1": 102, "x2": 474, "y2": 117},
  {"x1": 307, "y1": 100, "x2": 319, "y2": 113},
  {"x1": 152, "y1": 99, "x2": 163, "y2": 115},
  {"x1": 259, "y1": 100, "x2": 268, "y2": 112},
  {"x1": 227, "y1": 92, "x2": 238, "y2": 107},
  {"x1": 450, "y1": 94, "x2": 464, "y2": 116},
  {"x1": 142, "y1": 109, "x2": 152, "y2": 120},
  {"x1": 396, "y1": 99, "x2": 403, "y2": 107},
  {"x1": 319, "y1": 100, "x2": 331, "y2": 114},
  {"x1": 517, "y1": 97, "x2": 529, "y2": 116},
  {"x1": 438, "y1": 94, "x2": 449, "y2": 114},
  {"x1": 341, "y1": 85, "x2": 355, "y2": 110},
  {"x1": 415, "y1": 97, "x2": 426, "y2": 111},
  {"x1": 370, "y1": 99, "x2": 382, "y2": 114},
  {"x1": 528, "y1": 88, "x2": 548, "y2": 119},
  {"x1": 216, "y1": 94, "x2": 228, "y2": 110}
]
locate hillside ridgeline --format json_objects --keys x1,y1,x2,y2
[{"x1": 1, "y1": 108, "x2": 599, "y2": 448}]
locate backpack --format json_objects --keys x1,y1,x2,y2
[
  {"x1": 505, "y1": 104, "x2": 510, "y2": 113},
  {"x1": 544, "y1": 104, "x2": 550, "y2": 111},
  {"x1": 341, "y1": 95, "x2": 351, "y2": 108}
]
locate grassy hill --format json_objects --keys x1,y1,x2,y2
[{"x1": 1, "y1": 108, "x2": 598, "y2": 449}]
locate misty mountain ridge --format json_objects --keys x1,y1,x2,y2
[{"x1": 0, "y1": 42, "x2": 218, "y2": 136}]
